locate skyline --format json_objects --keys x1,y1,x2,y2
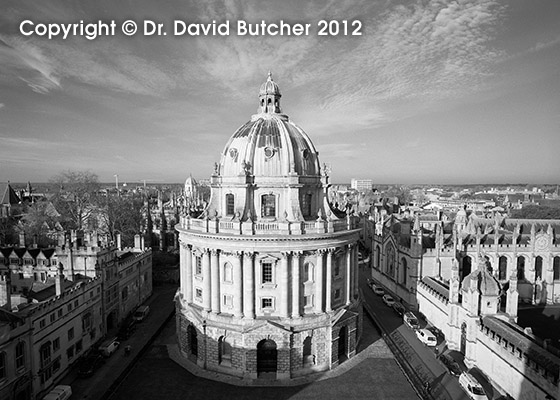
[{"x1": 1, "y1": 0, "x2": 559, "y2": 185}]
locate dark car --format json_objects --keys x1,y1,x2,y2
[
  {"x1": 392, "y1": 302, "x2": 405, "y2": 316},
  {"x1": 118, "y1": 320, "x2": 137, "y2": 340},
  {"x1": 77, "y1": 353, "x2": 105, "y2": 377},
  {"x1": 437, "y1": 353, "x2": 462, "y2": 376}
]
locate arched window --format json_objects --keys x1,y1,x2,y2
[
  {"x1": 461, "y1": 256, "x2": 472, "y2": 282},
  {"x1": 554, "y1": 257, "x2": 560, "y2": 281},
  {"x1": 304, "y1": 262, "x2": 314, "y2": 282},
  {"x1": 401, "y1": 258, "x2": 407, "y2": 286},
  {"x1": 261, "y1": 194, "x2": 276, "y2": 218},
  {"x1": 223, "y1": 262, "x2": 233, "y2": 283},
  {"x1": 498, "y1": 256, "x2": 507, "y2": 281},
  {"x1": 302, "y1": 193, "x2": 312, "y2": 218},
  {"x1": 386, "y1": 245, "x2": 395, "y2": 278},
  {"x1": 218, "y1": 336, "x2": 232, "y2": 366},
  {"x1": 517, "y1": 257, "x2": 525, "y2": 280},
  {"x1": 535, "y1": 256, "x2": 543, "y2": 280},
  {"x1": 226, "y1": 194, "x2": 235, "y2": 216},
  {"x1": 16, "y1": 341, "x2": 25, "y2": 369},
  {"x1": 303, "y1": 336, "x2": 314, "y2": 367}
]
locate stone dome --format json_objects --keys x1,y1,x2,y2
[{"x1": 219, "y1": 73, "x2": 321, "y2": 178}]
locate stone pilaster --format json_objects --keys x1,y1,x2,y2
[
  {"x1": 292, "y1": 251, "x2": 302, "y2": 318},
  {"x1": 211, "y1": 249, "x2": 220, "y2": 313},
  {"x1": 315, "y1": 249, "x2": 325, "y2": 313},
  {"x1": 233, "y1": 252, "x2": 243, "y2": 317},
  {"x1": 280, "y1": 252, "x2": 290, "y2": 318},
  {"x1": 326, "y1": 248, "x2": 334, "y2": 312},
  {"x1": 185, "y1": 243, "x2": 193, "y2": 303},
  {"x1": 202, "y1": 249, "x2": 211, "y2": 311},
  {"x1": 346, "y1": 244, "x2": 352, "y2": 305},
  {"x1": 243, "y1": 252, "x2": 255, "y2": 319}
]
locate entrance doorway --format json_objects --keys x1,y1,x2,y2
[
  {"x1": 338, "y1": 326, "x2": 348, "y2": 362},
  {"x1": 257, "y1": 339, "x2": 277, "y2": 378}
]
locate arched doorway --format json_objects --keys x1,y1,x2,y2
[
  {"x1": 257, "y1": 339, "x2": 277, "y2": 377},
  {"x1": 303, "y1": 336, "x2": 313, "y2": 367},
  {"x1": 338, "y1": 326, "x2": 348, "y2": 362},
  {"x1": 460, "y1": 322, "x2": 467, "y2": 354},
  {"x1": 187, "y1": 325, "x2": 198, "y2": 357}
]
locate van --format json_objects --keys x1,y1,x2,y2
[
  {"x1": 403, "y1": 312, "x2": 420, "y2": 330},
  {"x1": 99, "y1": 337, "x2": 120, "y2": 357},
  {"x1": 416, "y1": 328, "x2": 437, "y2": 347},
  {"x1": 42, "y1": 385, "x2": 72, "y2": 400},
  {"x1": 133, "y1": 305, "x2": 150, "y2": 322},
  {"x1": 459, "y1": 372, "x2": 487, "y2": 400}
]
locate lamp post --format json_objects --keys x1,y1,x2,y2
[{"x1": 202, "y1": 320, "x2": 207, "y2": 369}]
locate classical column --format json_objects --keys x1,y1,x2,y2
[
  {"x1": 233, "y1": 252, "x2": 243, "y2": 317},
  {"x1": 292, "y1": 252, "x2": 301, "y2": 318},
  {"x1": 346, "y1": 244, "x2": 352, "y2": 305},
  {"x1": 243, "y1": 252, "x2": 255, "y2": 319},
  {"x1": 280, "y1": 252, "x2": 290, "y2": 318},
  {"x1": 314, "y1": 249, "x2": 324, "y2": 313},
  {"x1": 185, "y1": 244, "x2": 193, "y2": 303},
  {"x1": 202, "y1": 249, "x2": 211, "y2": 311},
  {"x1": 353, "y1": 244, "x2": 359, "y2": 299},
  {"x1": 325, "y1": 248, "x2": 333, "y2": 312},
  {"x1": 211, "y1": 250, "x2": 220, "y2": 314}
]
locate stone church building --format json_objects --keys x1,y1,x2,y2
[{"x1": 175, "y1": 73, "x2": 362, "y2": 381}]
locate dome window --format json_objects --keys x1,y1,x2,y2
[
  {"x1": 229, "y1": 148, "x2": 238, "y2": 159},
  {"x1": 264, "y1": 147, "x2": 275, "y2": 159},
  {"x1": 261, "y1": 194, "x2": 276, "y2": 218},
  {"x1": 302, "y1": 149, "x2": 309, "y2": 159},
  {"x1": 226, "y1": 194, "x2": 235, "y2": 216}
]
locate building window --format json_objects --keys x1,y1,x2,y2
[
  {"x1": 195, "y1": 288, "x2": 203, "y2": 299},
  {"x1": 195, "y1": 256, "x2": 202, "y2": 275},
  {"x1": 261, "y1": 194, "x2": 276, "y2": 218},
  {"x1": 535, "y1": 256, "x2": 543, "y2": 281},
  {"x1": 0, "y1": 352, "x2": 6, "y2": 379},
  {"x1": 66, "y1": 346, "x2": 74, "y2": 360},
  {"x1": 53, "y1": 337, "x2": 60, "y2": 351},
  {"x1": 50, "y1": 313, "x2": 55, "y2": 323},
  {"x1": 304, "y1": 262, "x2": 314, "y2": 282},
  {"x1": 39, "y1": 319, "x2": 46, "y2": 329},
  {"x1": 58, "y1": 309, "x2": 63, "y2": 318},
  {"x1": 554, "y1": 257, "x2": 560, "y2": 281},
  {"x1": 16, "y1": 342, "x2": 25, "y2": 369},
  {"x1": 334, "y1": 289, "x2": 341, "y2": 299},
  {"x1": 76, "y1": 340, "x2": 83, "y2": 354},
  {"x1": 68, "y1": 328, "x2": 74, "y2": 341},
  {"x1": 517, "y1": 257, "x2": 525, "y2": 280},
  {"x1": 304, "y1": 295, "x2": 313, "y2": 307},
  {"x1": 223, "y1": 294, "x2": 233, "y2": 309},
  {"x1": 498, "y1": 256, "x2": 508, "y2": 280},
  {"x1": 223, "y1": 262, "x2": 233, "y2": 283},
  {"x1": 261, "y1": 297, "x2": 273, "y2": 310},
  {"x1": 401, "y1": 258, "x2": 407, "y2": 286},
  {"x1": 52, "y1": 357, "x2": 61, "y2": 373},
  {"x1": 122, "y1": 286, "x2": 128, "y2": 300},
  {"x1": 40, "y1": 342, "x2": 51, "y2": 368},
  {"x1": 301, "y1": 193, "x2": 312, "y2": 218},
  {"x1": 226, "y1": 194, "x2": 235, "y2": 216},
  {"x1": 262, "y1": 262, "x2": 273, "y2": 283}
]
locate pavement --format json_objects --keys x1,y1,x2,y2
[{"x1": 59, "y1": 284, "x2": 177, "y2": 400}]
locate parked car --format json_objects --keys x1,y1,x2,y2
[
  {"x1": 77, "y1": 353, "x2": 105, "y2": 377},
  {"x1": 437, "y1": 353, "x2": 462, "y2": 376},
  {"x1": 458, "y1": 372, "x2": 487, "y2": 400},
  {"x1": 42, "y1": 385, "x2": 72, "y2": 400},
  {"x1": 133, "y1": 305, "x2": 150, "y2": 322},
  {"x1": 427, "y1": 325, "x2": 444, "y2": 340},
  {"x1": 392, "y1": 302, "x2": 405, "y2": 316},
  {"x1": 373, "y1": 286, "x2": 385, "y2": 296},
  {"x1": 118, "y1": 320, "x2": 137, "y2": 340},
  {"x1": 403, "y1": 312, "x2": 420, "y2": 330},
  {"x1": 98, "y1": 337, "x2": 120, "y2": 357},
  {"x1": 382, "y1": 294, "x2": 395, "y2": 307},
  {"x1": 416, "y1": 329, "x2": 437, "y2": 347}
]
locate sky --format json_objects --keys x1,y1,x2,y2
[{"x1": 1, "y1": 0, "x2": 559, "y2": 185}]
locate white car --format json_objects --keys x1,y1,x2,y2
[
  {"x1": 382, "y1": 294, "x2": 395, "y2": 307},
  {"x1": 415, "y1": 329, "x2": 437, "y2": 347},
  {"x1": 458, "y1": 372, "x2": 487, "y2": 400},
  {"x1": 371, "y1": 285, "x2": 385, "y2": 296}
]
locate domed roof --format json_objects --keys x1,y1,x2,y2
[
  {"x1": 259, "y1": 71, "x2": 281, "y2": 97},
  {"x1": 218, "y1": 74, "x2": 321, "y2": 178}
]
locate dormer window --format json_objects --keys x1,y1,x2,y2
[{"x1": 261, "y1": 194, "x2": 276, "y2": 218}]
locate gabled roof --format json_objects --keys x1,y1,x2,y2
[{"x1": 0, "y1": 182, "x2": 20, "y2": 205}]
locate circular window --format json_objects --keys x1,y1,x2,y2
[
  {"x1": 229, "y1": 148, "x2": 238, "y2": 158},
  {"x1": 264, "y1": 147, "x2": 275, "y2": 159},
  {"x1": 302, "y1": 149, "x2": 309, "y2": 159}
]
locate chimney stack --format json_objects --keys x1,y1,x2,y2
[
  {"x1": 116, "y1": 232, "x2": 122, "y2": 251},
  {"x1": 19, "y1": 232, "x2": 26, "y2": 247},
  {"x1": 0, "y1": 270, "x2": 12, "y2": 311},
  {"x1": 134, "y1": 234, "x2": 141, "y2": 251}
]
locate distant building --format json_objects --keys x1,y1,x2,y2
[{"x1": 350, "y1": 179, "x2": 373, "y2": 192}]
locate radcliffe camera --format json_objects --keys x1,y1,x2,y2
[{"x1": 1, "y1": 2, "x2": 559, "y2": 400}]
